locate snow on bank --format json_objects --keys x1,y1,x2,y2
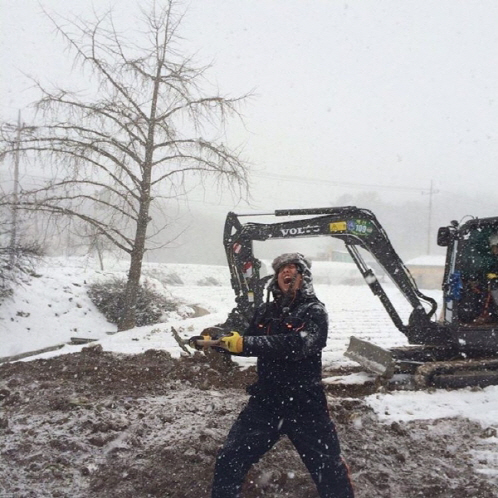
[
  {"x1": 366, "y1": 387, "x2": 498, "y2": 428},
  {"x1": 0, "y1": 258, "x2": 232, "y2": 358},
  {"x1": 365, "y1": 387, "x2": 498, "y2": 480},
  {"x1": 0, "y1": 259, "x2": 112, "y2": 357}
]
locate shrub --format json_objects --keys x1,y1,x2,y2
[
  {"x1": 88, "y1": 277, "x2": 177, "y2": 327},
  {"x1": 162, "y1": 272, "x2": 183, "y2": 285},
  {"x1": 0, "y1": 243, "x2": 44, "y2": 305},
  {"x1": 197, "y1": 276, "x2": 221, "y2": 286}
]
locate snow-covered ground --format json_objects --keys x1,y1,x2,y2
[{"x1": 1, "y1": 256, "x2": 498, "y2": 481}]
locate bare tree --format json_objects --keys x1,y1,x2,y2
[{"x1": 0, "y1": 1, "x2": 249, "y2": 330}]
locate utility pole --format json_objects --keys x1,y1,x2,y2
[
  {"x1": 426, "y1": 180, "x2": 439, "y2": 255},
  {"x1": 9, "y1": 111, "x2": 21, "y2": 268}
]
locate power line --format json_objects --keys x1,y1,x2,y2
[
  {"x1": 251, "y1": 171, "x2": 434, "y2": 194},
  {"x1": 1, "y1": 162, "x2": 448, "y2": 199}
]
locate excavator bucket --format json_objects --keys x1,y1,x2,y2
[{"x1": 344, "y1": 336, "x2": 397, "y2": 378}]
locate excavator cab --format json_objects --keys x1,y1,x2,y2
[{"x1": 438, "y1": 217, "x2": 498, "y2": 328}]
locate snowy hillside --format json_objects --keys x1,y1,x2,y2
[{"x1": 0, "y1": 257, "x2": 411, "y2": 362}]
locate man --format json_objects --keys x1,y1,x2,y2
[{"x1": 197, "y1": 253, "x2": 354, "y2": 498}]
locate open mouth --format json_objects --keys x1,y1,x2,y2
[{"x1": 283, "y1": 276, "x2": 293, "y2": 284}]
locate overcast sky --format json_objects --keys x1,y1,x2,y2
[{"x1": 1, "y1": 0, "x2": 497, "y2": 218}]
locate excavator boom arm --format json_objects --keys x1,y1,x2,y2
[{"x1": 222, "y1": 206, "x2": 438, "y2": 342}]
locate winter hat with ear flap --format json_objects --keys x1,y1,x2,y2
[
  {"x1": 268, "y1": 252, "x2": 315, "y2": 298},
  {"x1": 271, "y1": 252, "x2": 311, "y2": 273}
]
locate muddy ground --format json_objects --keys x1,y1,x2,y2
[{"x1": 1, "y1": 345, "x2": 497, "y2": 498}]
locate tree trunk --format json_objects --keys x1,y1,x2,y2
[
  {"x1": 118, "y1": 164, "x2": 153, "y2": 330},
  {"x1": 118, "y1": 205, "x2": 149, "y2": 331},
  {"x1": 118, "y1": 54, "x2": 162, "y2": 331}
]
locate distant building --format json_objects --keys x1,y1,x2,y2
[
  {"x1": 406, "y1": 255, "x2": 445, "y2": 290},
  {"x1": 329, "y1": 250, "x2": 354, "y2": 263},
  {"x1": 315, "y1": 249, "x2": 386, "y2": 285},
  {"x1": 317, "y1": 249, "x2": 354, "y2": 263}
]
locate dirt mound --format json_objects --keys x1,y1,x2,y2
[{"x1": 1, "y1": 347, "x2": 497, "y2": 497}]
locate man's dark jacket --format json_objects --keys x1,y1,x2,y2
[{"x1": 239, "y1": 291, "x2": 329, "y2": 413}]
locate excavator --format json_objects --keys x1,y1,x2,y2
[{"x1": 217, "y1": 207, "x2": 498, "y2": 389}]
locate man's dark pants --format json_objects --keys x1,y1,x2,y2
[{"x1": 211, "y1": 397, "x2": 354, "y2": 498}]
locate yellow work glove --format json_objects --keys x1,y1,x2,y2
[
  {"x1": 220, "y1": 332, "x2": 244, "y2": 354},
  {"x1": 487, "y1": 273, "x2": 498, "y2": 280}
]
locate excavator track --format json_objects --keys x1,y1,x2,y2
[
  {"x1": 414, "y1": 358, "x2": 498, "y2": 389},
  {"x1": 346, "y1": 337, "x2": 498, "y2": 390}
]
